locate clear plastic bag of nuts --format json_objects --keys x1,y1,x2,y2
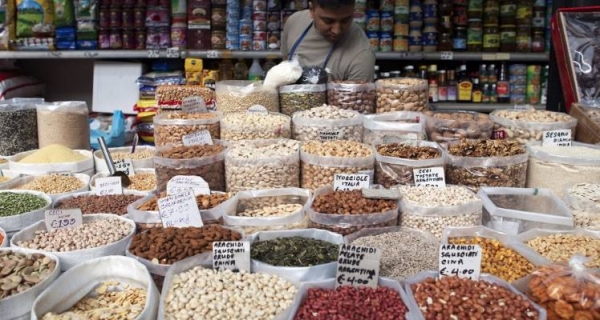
[
  {"x1": 156, "y1": 86, "x2": 216, "y2": 112},
  {"x1": 423, "y1": 111, "x2": 493, "y2": 144},
  {"x1": 375, "y1": 78, "x2": 429, "y2": 113},
  {"x1": 152, "y1": 111, "x2": 223, "y2": 147},
  {"x1": 307, "y1": 186, "x2": 399, "y2": 236},
  {"x1": 215, "y1": 80, "x2": 280, "y2": 113},
  {"x1": 564, "y1": 183, "x2": 600, "y2": 230},
  {"x1": 327, "y1": 81, "x2": 376, "y2": 114},
  {"x1": 279, "y1": 84, "x2": 327, "y2": 116},
  {"x1": 374, "y1": 140, "x2": 446, "y2": 188},
  {"x1": 292, "y1": 106, "x2": 363, "y2": 142},
  {"x1": 220, "y1": 112, "x2": 292, "y2": 141},
  {"x1": 362, "y1": 111, "x2": 426, "y2": 144},
  {"x1": 489, "y1": 110, "x2": 577, "y2": 143}
]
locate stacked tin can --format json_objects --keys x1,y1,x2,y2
[
  {"x1": 526, "y1": 65, "x2": 542, "y2": 104},
  {"x1": 98, "y1": 0, "x2": 147, "y2": 49},
  {"x1": 353, "y1": 0, "x2": 367, "y2": 30},
  {"x1": 365, "y1": 9, "x2": 380, "y2": 51},
  {"x1": 239, "y1": 0, "x2": 253, "y2": 50},
  {"x1": 187, "y1": 0, "x2": 211, "y2": 49},
  {"x1": 211, "y1": 0, "x2": 227, "y2": 49},
  {"x1": 530, "y1": 0, "x2": 546, "y2": 53},
  {"x1": 393, "y1": 0, "x2": 409, "y2": 51},
  {"x1": 146, "y1": 0, "x2": 171, "y2": 49},
  {"x1": 509, "y1": 64, "x2": 526, "y2": 104},
  {"x1": 253, "y1": 0, "x2": 268, "y2": 50},
  {"x1": 226, "y1": 0, "x2": 240, "y2": 49},
  {"x1": 266, "y1": 0, "x2": 281, "y2": 50},
  {"x1": 171, "y1": 0, "x2": 187, "y2": 49},
  {"x1": 408, "y1": 0, "x2": 422, "y2": 52},
  {"x1": 422, "y1": 0, "x2": 437, "y2": 51}
]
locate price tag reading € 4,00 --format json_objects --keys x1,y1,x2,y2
[
  {"x1": 114, "y1": 159, "x2": 135, "y2": 176},
  {"x1": 181, "y1": 96, "x2": 207, "y2": 113},
  {"x1": 212, "y1": 241, "x2": 251, "y2": 272},
  {"x1": 95, "y1": 176, "x2": 123, "y2": 195},
  {"x1": 44, "y1": 209, "x2": 83, "y2": 231},
  {"x1": 182, "y1": 130, "x2": 213, "y2": 146},
  {"x1": 167, "y1": 175, "x2": 211, "y2": 196},
  {"x1": 333, "y1": 174, "x2": 371, "y2": 191},
  {"x1": 543, "y1": 129, "x2": 572, "y2": 147},
  {"x1": 439, "y1": 244, "x2": 482, "y2": 280},
  {"x1": 158, "y1": 191, "x2": 203, "y2": 228},
  {"x1": 413, "y1": 167, "x2": 446, "y2": 187},
  {"x1": 335, "y1": 244, "x2": 381, "y2": 288}
]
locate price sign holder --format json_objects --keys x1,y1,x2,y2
[
  {"x1": 45, "y1": 209, "x2": 83, "y2": 231},
  {"x1": 333, "y1": 174, "x2": 371, "y2": 191},
  {"x1": 413, "y1": 167, "x2": 446, "y2": 187},
  {"x1": 335, "y1": 244, "x2": 381, "y2": 288},
  {"x1": 167, "y1": 175, "x2": 211, "y2": 196},
  {"x1": 212, "y1": 241, "x2": 251, "y2": 272},
  {"x1": 318, "y1": 130, "x2": 343, "y2": 141},
  {"x1": 543, "y1": 129, "x2": 572, "y2": 146},
  {"x1": 440, "y1": 51, "x2": 454, "y2": 60},
  {"x1": 147, "y1": 49, "x2": 160, "y2": 58},
  {"x1": 166, "y1": 47, "x2": 180, "y2": 58},
  {"x1": 181, "y1": 96, "x2": 207, "y2": 113},
  {"x1": 96, "y1": 176, "x2": 123, "y2": 195},
  {"x1": 158, "y1": 191, "x2": 203, "y2": 228},
  {"x1": 182, "y1": 130, "x2": 213, "y2": 146},
  {"x1": 439, "y1": 244, "x2": 482, "y2": 280},
  {"x1": 114, "y1": 159, "x2": 135, "y2": 176}
]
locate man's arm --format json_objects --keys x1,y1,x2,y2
[{"x1": 346, "y1": 49, "x2": 376, "y2": 82}]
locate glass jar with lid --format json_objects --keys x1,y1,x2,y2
[
  {"x1": 500, "y1": 24, "x2": 516, "y2": 52},
  {"x1": 467, "y1": 19, "x2": 483, "y2": 51},
  {"x1": 483, "y1": 24, "x2": 500, "y2": 52}
]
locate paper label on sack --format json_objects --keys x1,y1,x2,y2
[
  {"x1": 181, "y1": 96, "x2": 207, "y2": 113},
  {"x1": 382, "y1": 134, "x2": 418, "y2": 145},
  {"x1": 44, "y1": 209, "x2": 83, "y2": 231},
  {"x1": 543, "y1": 129, "x2": 572, "y2": 146},
  {"x1": 361, "y1": 188, "x2": 402, "y2": 200},
  {"x1": 335, "y1": 244, "x2": 381, "y2": 288},
  {"x1": 182, "y1": 130, "x2": 213, "y2": 146},
  {"x1": 114, "y1": 159, "x2": 135, "y2": 176},
  {"x1": 96, "y1": 176, "x2": 123, "y2": 195},
  {"x1": 247, "y1": 105, "x2": 269, "y2": 114},
  {"x1": 318, "y1": 130, "x2": 343, "y2": 141},
  {"x1": 334, "y1": 174, "x2": 371, "y2": 191},
  {"x1": 213, "y1": 241, "x2": 251, "y2": 272},
  {"x1": 413, "y1": 167, "x2": 446, "y2": 187},
  {"x1": 439, "y1": 244, "x2": 482, "y2": 280},
  {"x1": 514, "y1": 104, "x2": 535, "y2": 111},
  {"x1": 167, "y1": 175, "x2": 211, "y2": 196},
  {"x1": 158, "y1": 191, "x2": 203, "y2": 228}
]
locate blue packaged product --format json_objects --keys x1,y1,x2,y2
[
  {"x1": 239, "y1": 19, "x2": 253, "y2": 35},
  {"x1": 76, "y1": 40, "x2": 98, "y2": 49},
  {"x1": 241, "y1": 7, "x2": 253, "y2": 20},
  {"x1": 367, "y1": 31, "x2": 379, "y2": 50},
  {"x1": 380, "y1": 11, "x2": 393, "y2": 31},
  {"x1": 366, "y1": 9, "x2": 380, "y2": 31},
  {"x1": 56, "y1": 41, "x2": 76, "y2": 50},
  {"x1": 380, "y1": 31, "x2": 392, "y2": 51}
]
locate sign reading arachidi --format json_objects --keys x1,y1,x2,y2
[
  {"x1": 335, "y1": 244, "x2": 381, "y2": 288},
  {"x1": 438, "y1": 244, "x2": 482, "y2": 280},
  {"x1": 212, "y1": 241, "x2": 251, "y2": 272}
]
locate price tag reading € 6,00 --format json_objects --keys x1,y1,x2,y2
[
  {"x1": 335, "y1": 244, "x2": 381, "y2": 288},
  {"x1": 95, "y1": 176, "x2": 123, "y2": 195},
  {"x1": 167, "y1": 175, "x2": 211, "y2": 196},
  {"x1": 114, "y1": 159, "x2": 135, "y2": 176},
  {"x1": 439, "y1": 244, "x2": 482, "y2": 280},
  {"x1": 158, "y1": 191, "x2": 203, "y2": 228},
  {"x1": 182, "y1": 130, "x2": 213, "y2": 146},
  {"x1": 44, "y1": 209, "x2": 83, "y2": 231},
  {"x1": 333, "y1": 174, "x2": 371, "y2": 191},
  {"x1": 413, "y1": 167, "x2": 446, "y2": 187},
  {"x1": 543, "y1": 129, "x2": 572, "y2": 147},
  {"x1": 212, "y1": 241, "x2": 251, "y2": 272}
]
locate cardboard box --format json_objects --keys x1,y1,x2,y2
[{"x1": 92, "y1": 61, "x2": 147, "y2": 114}]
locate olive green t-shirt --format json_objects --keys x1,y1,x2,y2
[{"x1": 281, "y1": 10, "x2": 375, "y2": 82}]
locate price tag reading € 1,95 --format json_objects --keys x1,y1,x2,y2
[
  {"x1": 333, "y1": 174, "x2": 371, "y2": 191},
  {"x1": 114, "y1": 159, "x2": 135, "y2": 176},
  {"x1": 213, "y1": 241, "x2": 251, "y2": 272},
  {"x1": 182, "y1": 130, "x2": 213, "y2": 146},
  {"x1": 44, "y1": 209, "x2": 83, "y2": 231},
  {"x1": 158, "y1": 191, "x2": 203, "y2": 228},
  {"x1": 543, "y1": 129, "x2": 572, "y2": 147},
  {"x1": 413, "y1": 167, "x2": 446, "y2": 187},
  {"x1": 439, "y1": 244, "x2": 482, "y2": 280},
  {"x1": 335, "y1": 244, "x2": 381, "y2": 288},
  {"x1": 96, "y1": 176, "x2": 123, "y2": 195},
  {"x1": 167, "y1": 175, "x2": 211, "y2": 196}
]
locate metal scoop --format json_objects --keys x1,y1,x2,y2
[{"x1": 97, "y1": 137, "x2": 131, "y2": 188}]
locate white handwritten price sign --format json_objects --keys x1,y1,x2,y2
[
  {"x1": 181, "y1": 96, "x2": 207, "y2": 113},
  {"x1": 247, "y1": 105, "x2": 269, "y2": 114},
  {"x1": 413, "y1": 167, "x2": 446, "y2": 187},
  {"x1": 336, "y1": 244, "x2": 381, "y2": 288},
  {"x1": 158, "y1": 191, "x2": 203, "y2": 228},
  {"x1": 167, "y1": 175, "x2": 210, "y2": 196},
  {"x1": 543, "y1": 129, "x2": 572, "y2": 146},
  {"x1": 333, "y1": 174, "x2": 371, "y2": 191},
  {"x1": 213, "y1": 241, "x2": 251, "y2": 272},
  {"x1": 96, "y1": 176, "x2": 123, "y2": 195},
  {"x1": 182, "y1": 130, "x2": 213, "y2": 146},
  {"x1": 114, "y1": 159, "x2": 135, "y2": 176},
  {"x1": 439, "y1": 244, "x2": 482, "y2": 280},
  {"x1": 44, "y1": 209, "x2": 83, "y2": 231},
  {"x1": 318, "y1": 130, "x2": 343, "y2": 141}
]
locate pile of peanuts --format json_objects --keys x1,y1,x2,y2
[
  {"x1": 153, "y1": 111, "x2": 221, "y2": 146},
  {"x1": 164, "y1": 268, "x2": 296, "y2": 320},
  {"x1": 55, "y1": 194, "x2": 143, "y2": 215},
  {"x1": 225, "y1": 139, "x2": 299, "y2": 192},
  {"x1": 294, "y1": 286, "x2": 409, "y2": 319},
  {"x1": 327, "y1": 81, "x2": 376, "y2": 114},
  {"x1": 292, "y1": 105, "x2": 363, "y2": 142},
  {"x1": 526, "y1": 233, "x2": 600, "y2": 268},
  {"x1": 490, "y1": 110, "x2": 577, "y2": 143},
  {"x1": 17, "y1": 218, "x2": 132, "y2": 252},
  {"x1": 423, "y1": 111, "x2": 494, "y2": 143},
  {"x1": 41, "y1": 280, "x2": 147, "y2": 320},
  {"x1": 128, "y1": 225, "x2": 241, "y2": 265},
  {"x1": 375, "y1": 143, "x2": 443, "y2": 187},
  {"x1": 300, "y1": 140, "x2": 374, "y2": 190},
  {"x1": 449, "y1": 236, "x2": 535, "y2": 282},
  {"x1": 155, "y1": 144, "x2": 227, "y2": 192},
  {"x1": 411, "y1": 276, "x2": 539, "y2": 319},
  {"x1": 375, "y1": 78, "x2": 429, "y2": 113},
  {"x1": 137, "y1": 192, "x2": 230, "y2": 212},
  {"x1": 16, "y1": 175, "x2": 84, "y2": 194},
  {"x1": 395, "y1": 186, "x2": 481, "y2": 239},
  {"x1": 220, "y1": 113, "x2": 291, "y2": 141}
]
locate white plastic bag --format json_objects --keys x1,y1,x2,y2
[
  {"x1": 0, "y1": 190, "x2": 51, "y2": 234},
  {"x1": 9, "y1": 149, "x2": 94, "y2": 176},
  {"x1": 31, "y1": 256, "x2": 159, "y2": 320},
  {"x1": 263, "y1": 59, "x2": 303, "y2": 89},
  {"x1": 1, "y1": 173, "x2": 90, "y2": 202},
  {"x1": 36, "y1": 101, "x2": 91, "y2": 150}
]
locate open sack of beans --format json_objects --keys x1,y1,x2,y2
[
  {"x1": 375, "y1": 78, "x2": 429, "y2": 113},
  {"x1": 490, "y1": 109, "x2": 577, "y2": 144},
  {"x1": 308, "y1": 186, "x2": 399, "y2": 236},
  {"x1": 11, "y1": 214, "x2": 136, "y2": 271},
  {"x1": 405, "y1": 271, "x2": 546, "y2": 320},
  {"x1": 300, "y1": 140, "x2": 375, "y2": 191},
  {"x1": 0, "y1": 190, "x2": 51, "y2": 236},
  {"x1": 0, "y1": 248, "x2": 60, "y2": 320},
  {"x1": 513, "y1": 256, "x2": 600, "y2": 320},
  {"x1": 279, "y1": 84, "x2": 327, "y2": 116},
  {"x1": 423, "y1": 110, "x2": 494, "y2": 144},
  {"x1": 215, "y1": 80, "x2": 279, "y2": 114},
  {"x1": 220, "y1": 112, "x2": 291, "y2": 141},
  {"x1": 373, "y1": 140, "x2": 445, "y2": 188},
  {"x1": 290, "y1": 278, "x2": 416, "y2": 320},
  {"x1": 127, "y1": 192, "x2": 231, "y2": 232},
  {"x1": 393, "y1": 185, "x2": 482, "y2": 240},
  {"x1": 53, "y1": 191, "x2": 145, "y2": 216},
  {"x1": 1, "y1": 173, "x2": 90, "y2": 202},
  {"x1": 91, "y1": 169, "x2": 157, "y2": 193},
  {"x1": 564, "y1": 183, "x2": 600, "y2": 230},
  {"x1": 442, "y1": 226, "x2": 547, "y2": 283},
  {"x1": 248, "y1": 229, "x2": 343, "y2": 286},
  {"x1": 362, "y1": 111, "x2": 426, "y2": 144},
  {"x1": 152, "y1": 111, "x2": 223, "y2": 147},
  {"x1": 93, "y1": 146, "x2": 155, "y2": 173},
  {"x1": 222, "y1": 188, "x2": 310, "y2": 234},
  {"x1": 158, "y1": 254, "x2": 298, "y2": 320},
  {"x1": 225, "y1": 139, "x2": 300, "y2": 193},
  {"x1": 327, "y1": 81, "x2": 376, "y2": 114},
  {"x1": 445, "y1": 139, "x2": 529, "y2": 192},
  {"x1": 345, "y1": 226, "x2": 438, "y2": 282},
  {"x1": 291, "y1": 105, "x2": 363, "y2": 142},
  {"x1": 31, "y1": 256, "x2": 159, "y2": 320}
]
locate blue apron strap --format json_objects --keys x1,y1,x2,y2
[
  {"x1": 322, "y1": 45, "x2": 335, "y2": 68},
  {"x1": 288, "y1": 22, "x2": 314, "y2": 60}
]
